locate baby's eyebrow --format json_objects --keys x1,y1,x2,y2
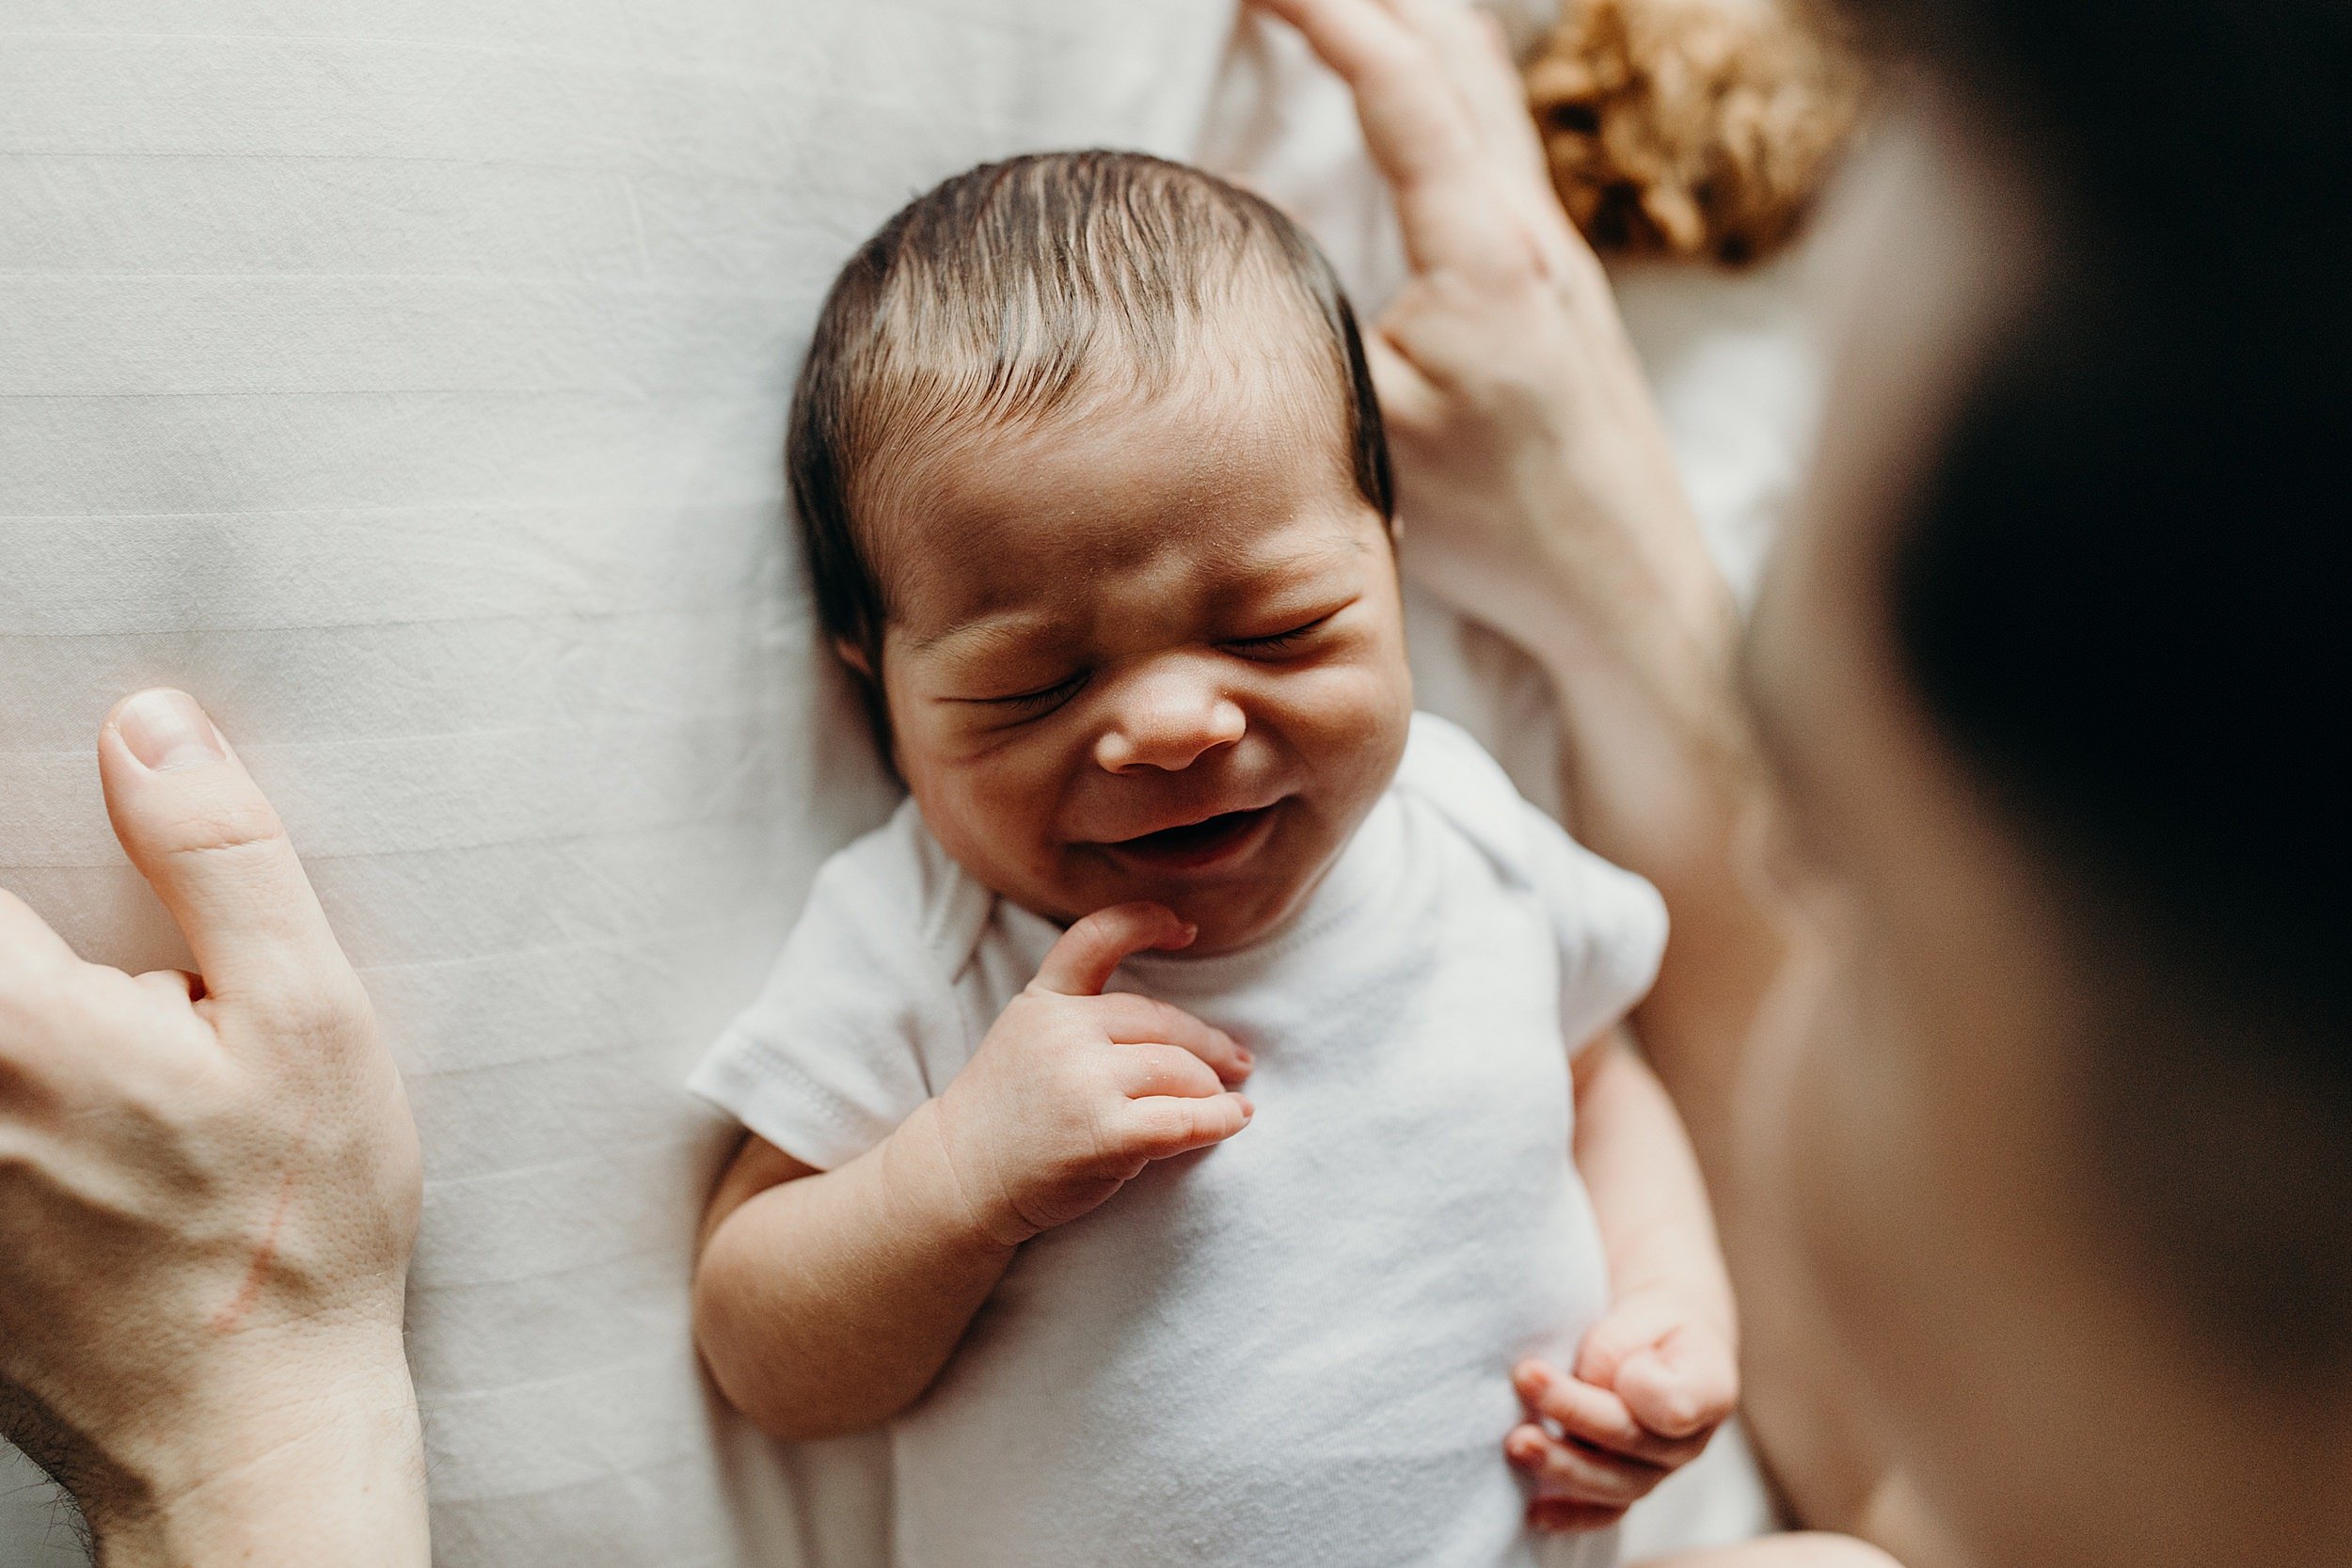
[
  {"x1": 1251, "y1": 536, "x2": 1367, "y2": 573},
  {"x1": 1199, "y1": 535, "x2": 1371, "y2": 609},
  {"x1": 910, "y1": 610, "x2": 1064, "y2": 658}
]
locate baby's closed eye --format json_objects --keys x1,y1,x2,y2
[
  {"x1": 966, "y1": 671, "x2": 1091, "y2": 716},
  {"x1": 1222, "y1": 613, "x2": 1335, "y2": 657}
]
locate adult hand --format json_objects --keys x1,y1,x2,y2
[
  {"x1": 1258, "y1": 4, "x2": 1830, "y2": 1535},
  {"x1": 1256, "y1": 0, "x2": 1778, "y2": 1115},
  {"x1": 1252, "y1": 0, "x2": 1733, "y2": 674},
  {"x1": 0, "y1": 689, "x2": 428, "y2": 1567}
]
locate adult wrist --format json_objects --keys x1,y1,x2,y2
[
  {"x1": 87, "y1": 1344, "x2": 427, "y2": 1568},
  {"x1": 1513, "y1": 404, "x2": 1741, "y2": 671},
  {"x1": 1536, "y1": 615, "x2": 1760, "y2": 885}
]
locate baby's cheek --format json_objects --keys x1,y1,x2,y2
[
  {"x1": 908, "y1": 746, "x2": 1073, "y2": 889},
  {"x1": 1287, "y1": 661, "x2": 1411, "y2": 790}
]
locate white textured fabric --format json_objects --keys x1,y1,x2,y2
[
  {"x1": 692, "y1": 714, "x2": 1661, "y2": 1568},
  {"x1": 0, "y1": 7, "x2": 1318, "y2": 1562},
  {"x1": 0, "y1": 3, "x2": 1810, "y2": 1561}
]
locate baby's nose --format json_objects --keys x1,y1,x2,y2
[{"x1": 1094, "y1": 681, "x2": 1246, "y2": 773}]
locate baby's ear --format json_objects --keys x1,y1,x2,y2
[{"x1": 833, "y1": 637, "x2": 873, "y2": 678}]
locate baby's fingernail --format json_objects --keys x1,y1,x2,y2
[
  {"x1": 116, "y1": 689, "x2": 226, "y2": 772},
  {"x1": 1515, "y1": 1362, "x2": 1549, "y2": 1389},
  {"x1": 1236, "y1": 1096, "x2": 1254, "y2": 1118},
  {"x1": 1235, "y1": 1047, "x2": 1255, "y2": 1068}
]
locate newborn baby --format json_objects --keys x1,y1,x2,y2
[{"x1": 691, "y1": 151, "x2": 1736, "y2": 1568}]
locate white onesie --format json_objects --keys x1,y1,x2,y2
[{"x1": 691, "y1": 713, "x2": 1667, "y2": 1568}]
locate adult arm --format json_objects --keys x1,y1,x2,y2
[
  {"x1": 1253, "y1": 0, "x2": 1912, "y2": 1544},
  {"x1": 0, "y1": 689, "x2": 428, "y2": 1567},
  {"x1": 1247, "y1": 0, "x2": 1779, "y2": 1167}
]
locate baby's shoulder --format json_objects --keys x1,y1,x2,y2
[
  {"x1": 1391, "y1": 712, "x2": 1667, "y2": 1023},
  {"x1": 692, "y1": 800, "x2": 992, "y2": 1171},
  {"x1": 1391, "y1": 711, "x2": 1548, "y2": 867}
]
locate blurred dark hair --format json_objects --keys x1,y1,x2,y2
[
  {"x1": 1848, "y1": 2, "x2": 2352, "y2": 1368},
  {"x1": 789, "y1": 150, "x2": 1392, "y2": 747}
]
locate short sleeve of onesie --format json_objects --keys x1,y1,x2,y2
[
  {"x1": 687, "y1": 800, "x2": 989, "y2": 1171},
  {"x1": 1395, "y1": 713, "x2": 1670, "y2": 1052}
]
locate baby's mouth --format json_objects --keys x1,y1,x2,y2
[{"x1": 1099, "y1": 804, "x2": 1279, "y2": 874}]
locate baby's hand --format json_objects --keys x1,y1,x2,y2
[
  {"x1": 1506, "y1": 1291, "x2": 1739, "y2": 1533},
  {"x1": 928, "y1": 902, "x2": 1254, "y2": 1248}
]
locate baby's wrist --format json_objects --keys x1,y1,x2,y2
[
  {"x1": 884, "y1": 1099, "x2": 1030, "y2": 1258},
  {"x1": 1611, "y1": 1278, "x2": 1735, "y2": 1344}
]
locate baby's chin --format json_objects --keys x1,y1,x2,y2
[
  {"x1": 1146, "y1": 874, "x2": 1322, "y2": 958},
  {"x1": 1041, "y1": 824, "x2": 1343, "y2": 957}
]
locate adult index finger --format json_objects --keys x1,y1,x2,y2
[
  {"x1": 0, "y1": 890, "x2": 87, "y2": 1089},
  {"x1": 1251, "y1": 0, "x2": 1535, "y2": 279},
  {"x1": 1030, "y1": 903, "x2": 1194, "y2": 998},
  {"x1": 1391, "y1": 0, "x2": 1554, "y2": 186},
  {"x1": 95, "y1": 690, "x2": 358, "y2": 1026},
  {"x1": 0, "y1": 890, "x2": 81, "y2": 983}
]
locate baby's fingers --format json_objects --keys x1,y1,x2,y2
[
  {"x1": 1120, "y1": 1092, "x2": 1255, "y2": 1160},
  {"x1": 1115, "y1": 1041, "x2": 1232, "y2": 1101},
  {"x1": 1093, "y1": 993, "x2": 1252, "y2": 1084},
  {"x1": 1512, "y1": 1361, "x2": 1711, "y2": 1469},
  {"x1": 1504, "y1": 1423, "x2": 1665, "y2": 1509},
  {"x1": 1528, "y1": 1498, "x2": 1626, "y2": 1535},
  {"x1": 1615, "y1": 1326, "x2": 1738, "y2": 1441},
  {"x1": 1032, "y1": 903, "x2": 1193, "y2": 997}
]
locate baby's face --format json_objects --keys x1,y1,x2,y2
[{"x1": 868, "y1": 362, "x2": 1412, "y2": 955}]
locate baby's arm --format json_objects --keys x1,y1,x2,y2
[
  {"x1": 1570, "y1": 1032, "x2": 1739, "y2": 1416},
  {"x1": 693, "y1": 902, "x2": 1254, "y2": 1441},
  {"x1": 1508, "y1": 1032, "x2": 1738, "y2": 1530},
  {"x1": 694, "y1": 1108, "x2": 1024, "y2": 1441}
]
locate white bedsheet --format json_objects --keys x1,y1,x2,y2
[{"x1": 0, "y1": 4, "x2": 1820, "y2": 1561}]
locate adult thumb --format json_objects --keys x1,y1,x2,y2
[{"x1": 96, "y1": 689, "x2": 353, "y2": 1011}]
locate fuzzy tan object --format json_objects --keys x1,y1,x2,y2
[{"x1": 1526, "y1": 0, "x2": 1867, "y2": 265}]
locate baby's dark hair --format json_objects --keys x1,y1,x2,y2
[{"x1": 788, "y1": 150, "x2": 1393, "y2": 720}]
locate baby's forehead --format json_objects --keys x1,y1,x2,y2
[{"x1": 864, "y1": 339, "x2": 1368, "y2": 634}]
